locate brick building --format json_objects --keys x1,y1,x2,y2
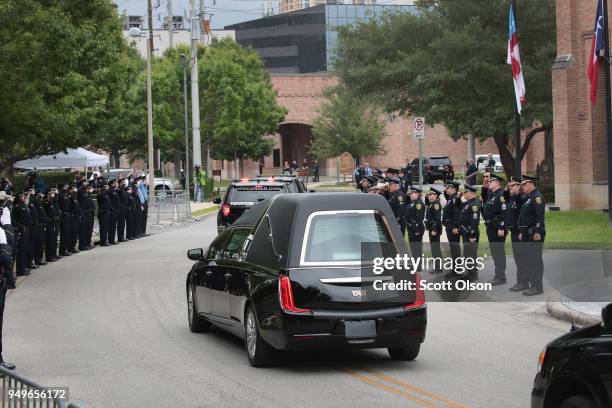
[
  {"x1": 213, "y1": 74, "x2": 546, "y2": 179},
  {"x1": 552, "y1": 0, "x2": 610, "y2": 210}
]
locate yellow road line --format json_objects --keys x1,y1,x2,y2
[
  {"x1": 343, "y1": 368, "x2": 440, "y2": 408},
  {"x1": 359, "y1": 366, "x2": 469, "y2": 408}
]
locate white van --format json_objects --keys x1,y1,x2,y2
[{"x1": 476, "y1": 154, "x2": 503, "y2": 173}]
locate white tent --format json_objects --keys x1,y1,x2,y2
[{"x1": 14, "y1": 148, "x2": 109, "y2": 170}]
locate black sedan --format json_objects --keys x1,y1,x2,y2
[
  {"x1": 186, "y1": 193, "x2": 427, "y2": 367},
  {"x1": 531, "y1": 303, "x2": 612, "y2": 408}
]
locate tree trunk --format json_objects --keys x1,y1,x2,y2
[{"x1": 492, "y1": 133, "x2": 515, "y2": 180}]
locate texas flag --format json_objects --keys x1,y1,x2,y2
[
  {"x1": 588, "y1": 0, "x2": 604, "y2": 104},
  {"x1": 507, "y1": 4, "x2": 526, "y2": 114}
]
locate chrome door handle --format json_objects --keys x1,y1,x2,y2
[
  {"x1": 205, "y1": 270, "x2": 213, "y2": 276},
  {"x1": 224, "y1": 272, "x2": 232, "y2": 280}
]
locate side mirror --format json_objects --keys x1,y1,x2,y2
[
  {"x1": 602, "y1": 303, "x2": 612, "y2": 331},
  {"x1": 187, "y1": 248, "x2": 203, "y2": 261},
  {"x1": 212, "y1": 197, "x2": 221, "y2": 204}
]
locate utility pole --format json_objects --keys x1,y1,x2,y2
[
  {"x1": 146, "y1": 0, "x2": 156, "y2": 195},
  {"x1": 199, "y1": 0, "x2": 212, "y2": 177},
  {"x1": 167, "y1": 0, "x2": 173, "y2": 49},
  {"x1": 190, "y1": 0, "x2": 202, "y2": 172}
]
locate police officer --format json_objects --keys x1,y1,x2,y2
[
  {"x1": 442, "y1": 181, "x2": 462, "y2": 277},
  {"x1": 27, "y1": 188, "x2": 41, "y2": 268},
  {"x1": 108, "y1": 180, "x2": 120, "y2": 245},
  {"x1": 0, "y1": 192, "x2": 16, "y2": 290},
  {"x1": 117, "y1": 179, "x2": 128, "y2": 242},
  {"x1": 97, "y1": 184, "x2": 111, "y2": 247},
  {"x1": 458, "y1": 185, "x2": 481, "y2": 280},
  {"x1": 405, "y1": 186, "x2": 425, "y2": 267},
  {"x1": 425, "y1": 187, "x2": 443, "y2": 274},
  {"x1": 132, "y1": 180, "x2": 144, "y2": 238},
  {"x1": 125, "y1": 185, "x2": 136, "y2": 240},
  {"x1": 506, "y1": 178, "x2": 528, "y2": 292},
  {"x1": 33, "y1": 192, "x2": 47, "y2": 265},
  {"x1": 518, "y1": 175, "x2": 546, "y2": 296},
  {"x1": 69, "y1": 185, "x2": 82, "y2": 253},
  {"x1": 43, "y1": 189, "x2": 60, "y2": 262},
  {"x1": 58, "y1": 184, "x2": 72, "y2": 256},
  {"x1": 482, "y1": 174, "x2": 508, "y2": 285},
  {"x1": 78, "y1": 183, "x2": 95, "y2": 251},
  {"x1": 12, "y1": 192, "x2": 32, "y2": 276},
  {"x1": 387, "y1": 177, "x2": 406, "y2": 235}
]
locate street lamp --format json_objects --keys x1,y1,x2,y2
[
  {"x1": 179, "y1": 53, "x2": 190, "y2": 199},
  {"x1": 128, "y1": 25, "x2": 155, "y2": 197}
]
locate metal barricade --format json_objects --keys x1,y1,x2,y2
[
  {"x1": 149, "y1": 190, "x2": 193, "y2": 225},
  {"x1": 0, "y1": 366, "x2": 82, "y2": 407}
]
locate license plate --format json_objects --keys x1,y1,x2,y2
[{"x1": 345, "y1": 320, "x2": 376, "y2": 338}]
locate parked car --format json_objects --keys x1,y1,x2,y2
[
  {"x1": 476, "y1": 154, "x2": 504, "y2": 173},
  {"x1": 212, "y1": 180, "x2": 289, "y2": 233},
  {"x1": 531, "y1": 303, "x2": 612, "y2": 408},
  {"x1": 186, "y1": 193, "x2": 427, "y2": 366},
  {"x1": 410, "y1": 156, "x2": 453, "y2": 183}
]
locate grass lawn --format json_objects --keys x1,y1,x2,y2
[
  {"x1": 192, "y1": 206, "x2": 218, "y2": 218},
  {"x1": 476, "y1": 210, "x2": 612, "y2": 250}
]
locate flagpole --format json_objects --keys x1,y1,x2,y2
[
  {"x1": 603, "y1": 0, "x2": 612, "y2": 226},
  {"x1": 512, "y1": 0, "x2": 521, "y2": 180}
]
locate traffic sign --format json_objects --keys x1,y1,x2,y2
[{"x1": 413, "y1": 117, "x2": 425, "y2": 139}]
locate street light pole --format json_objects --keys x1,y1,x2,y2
[
  {"x1": 179, "y1": 54, "x2": 190, "y2": 198},
  {"x1": 146, "y1": 0, "x2": 155, "y2": 195}
]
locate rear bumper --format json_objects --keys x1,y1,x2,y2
[{"x1": 261, "y1": 306, "x2": 427, "y2": 351}]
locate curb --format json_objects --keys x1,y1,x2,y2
[{"x1": 546, "y1": 297, "x2": 601, "y2": 326}]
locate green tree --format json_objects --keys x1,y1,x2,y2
[
  {"x1": 334, "y1": 0, "x2": 556, "y2": 177},
  {"x1": 309, "y1": 86, "x2": 386, "y2": 159},
  {"x1": 200, "y1": 39, "x2": 287, "y2": 165},
  {"x1": 0, "y1": 0, "x2": 133, "y2": 173}
]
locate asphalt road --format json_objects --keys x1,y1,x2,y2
[{"x1": 5, "y1": 216, "x2": 569, "y2": 408}]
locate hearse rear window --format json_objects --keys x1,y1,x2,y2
[
  {"x1": 301, "y1": 211, "x2": 393, "y2": 265},
  {"x1": 228, "y1": 185, "x2": 284, "y2": 204}
]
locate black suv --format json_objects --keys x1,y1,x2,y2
[
  {"x1": 410, "y1": 156, "x2": 453, "y2": 183},
  {"x1": 531, "y1": 303, "x2": 612, "y2": 408},
  {"x1": 213, "y1": 181, "x2": 288, "y2": 232}
]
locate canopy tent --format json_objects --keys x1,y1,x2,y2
[{"x1": 14, "y1": 148, "x2": 109, "y2": 170}]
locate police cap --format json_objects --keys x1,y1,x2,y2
[
  {"x1": 462, "y1": 184, "x2": 477, "y2": 193},
  {"x1": 445, "y1": 180, "x2": 461, "y2": 189},
  {"x1": 387, "y1": 177, "x2": 400, "y2": 185},
  {"x1": 489, "y1": 174, "x2": 505, "y2": 183},
  {"x1": 521, "y1": 175, "x2": 538, "y2": 183}
]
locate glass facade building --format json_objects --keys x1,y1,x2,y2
[{"x1": 225, "y1": 4, "x2": 416, "y2": 74}]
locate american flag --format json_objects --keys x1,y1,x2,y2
[
  {"x1": 507, "y1": 4, "x2": 526, "y2": 114},
  {"x1": 588, "y1": 0, "x2": 605, "y2": 104}
]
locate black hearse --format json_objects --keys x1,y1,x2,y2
[
  {"x1": 186, "y1": 193, "x2": 427, "y2": 367},
  {"x1": 531, "y1": 303, "x2": 612, "y2": 408}
]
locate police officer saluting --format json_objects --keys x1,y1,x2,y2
[
  {"x1": 405, "y1": 186, "x2": 425, "y2": 267},
  {"x1": 458, "y1": 184, "x2": 481, "y2": 280},
  {"x1": 386, "y1": 176, "x2": 406, "y2": 236},
  {"x1": 443, "y1": 181, "x2": 462, "y2": 277},
  {"x1": 58, "y1": 184, "x2": 72, "y2": 256},
  {"x1": 482, "y1": 174, "x2": 508, "y2": 285},
  {"x1": 518, "y1": 175, "x2": 546, "y2": 296},
  {"x1": 78, "y1": 183, "x2": 95, "y2": 251},
  {"x1": 425, "y1": 187, "x2": 443, "y2": 274},
  {"x1": 108, "y1": 180, "x2": 119, "y2": 245}
]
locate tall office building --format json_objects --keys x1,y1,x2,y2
[{"x1": 226, "y1": 3, "x2": 416, "y2": 74}]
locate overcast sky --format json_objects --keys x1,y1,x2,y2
[{"x1": 113, "y1": 0, "x2": 268, "y2": 29}]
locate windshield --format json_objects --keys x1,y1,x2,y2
[
  {"x1": 301, "y1": 211, "x2": 394, "y2": 265},
  {"x1": 429, "y1": 158, "x2": 451, "y2": 166},
  {"x1": 228, "y1": 185, "x2": 284, "y2": 205}
]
